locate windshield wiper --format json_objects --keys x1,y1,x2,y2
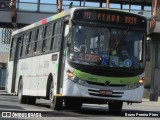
[{"x1": 115, "y1": 26, "x2": 130, "y2": 51}]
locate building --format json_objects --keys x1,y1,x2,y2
[{"x1": 0, "y1": 28, "x2": 10, "y2": 89}]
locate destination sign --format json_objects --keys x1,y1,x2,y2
[
  {"x1": 79, "y1": 53, "x2": 100, "y2": 62},
  {"x1": 73, "y1": 9, "x2": 146, "y2": 27}
]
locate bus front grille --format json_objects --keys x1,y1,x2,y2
[{"x1": 86, "y1": 81, "x2": 127, "y2": 87}]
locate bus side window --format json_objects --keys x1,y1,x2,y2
[
  {"x1": 22, "y1": 34, "x2": 28, "y2": 57},
  {"x1": 50, "y1": 23, "x2": 55, "y2": 51},
  {"x1": 42, "y1": 24, "x2": 51, "y2": 52},
  {"x1": 25, "y1": 33, "x2": 30, "y2": 56},
  {"x1": 30, "y1": 30, "x2": 36, "y2": 55},
  {"x1": 52, "y1": 21, "x2": 62, "y2": 52},
  {"x1": 45, "y1": 23, "x2": 53, "y2": 52},
  {"x1": 33, "y1": 29, "x2": 39, "y2": 54},
  {"x1": 37, "y1": 27, "x2": 44, "y2": 53},
  {"x1": 20, "y1": 35, "x2": 24, "y2": 57},
  {"x1": 26, "y1": 31, "x2": 32, "y2": 55},
  {"x1": 10, "y1": 37, "x2": 16, "y2": 61}
]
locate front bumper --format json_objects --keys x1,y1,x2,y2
[{"x1": 62, "y1": 79, "x2": 144, "y2": 103}]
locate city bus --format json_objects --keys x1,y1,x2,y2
[{"x1": 6, "y1": 7, "x2": 147, "y2": 114}]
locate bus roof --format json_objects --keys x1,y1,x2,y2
[
  {"x1": 12, "y1": 8, "x2": 74, "y2": 36},
  {"x1": 12, "y1": 7, "x2": 146, "y2": 36}
]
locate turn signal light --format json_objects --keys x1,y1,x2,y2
[
  {"x1": 139, "y1": 77, "x2": 144, "y2": 84},
  {"x1": 67, "y1": 70, "x2": 73, "y2": 78}
]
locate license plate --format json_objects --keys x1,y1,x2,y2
[{"x1": 99, "y1": 90, "x2": 112, "y2": 95}]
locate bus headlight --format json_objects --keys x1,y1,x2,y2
[
  {"x1": 71, "y1": 76, "x2": 79, "y2": 82},
  {"x1": 128, "y1": 84, "x2": 134, "y2": 89},
  {"x1": 67, "y1": 70, "x2": 79, "y2": 82},
  {"x1": 71, "y1": 77, "x2": 87, "y2": 86},
  {"x1": 67, "y1": 70, "x2": 86, "y2": 85},
  {"x1": 126, "y1": 81, "x2": 144, "y2": 90},
  {"x1": 70, "y1": 76, "x2": 86, "y2": 85},
  {"x1": 78, "y1": 80, "x2": 85, "y2": 85}
]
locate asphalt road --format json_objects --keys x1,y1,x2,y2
[{"x1": 0, "y1": 91, "x2": 160, "y2": 120}]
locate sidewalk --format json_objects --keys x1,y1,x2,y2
[
  {"x1": 142, "y1": 97, "x2": 160, "y2": 104},
  {"x1": 0, "y1": 86, "x2": 5, "y2": 90}
]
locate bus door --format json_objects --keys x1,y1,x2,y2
[
  {"x1": 11, "y1": 36, "x2": 22, "y2": 93},
  {"x1": 49, "y1": 21, "x2": 66, "y2": 95},
  {"x1": 56, "y1": 21, "x2": 69, "y2": 95}
]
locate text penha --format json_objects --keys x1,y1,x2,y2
[{"x1": 83, "y1": 12, "x2": 137, "y2": 25}]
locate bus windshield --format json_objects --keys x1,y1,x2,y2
[{"x1": 68, "y1": 25, "x2": 145, "y2": 69}]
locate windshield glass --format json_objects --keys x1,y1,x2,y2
[{"x1": 68, "y1": 25, "x2": 144, "y2": 69}]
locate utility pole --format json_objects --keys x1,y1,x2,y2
[
  {"x1": 150, "y1": 34, "x2": 159, "y2": 101},
  {"x1": 106, "y1": 0, "x2": 109, "y2": 9},
  {"x1": 10, "y1": 0, "x2": 17, "y2": 28},
  {"x1": 153, "y1": 0, "x2": 158, "y2": 16},
  {"x1": 57, "y1": 0, "x2": 62, "y2": 12},
  {"x1": 150, "y1": 0, "x2": 159, "y2": 101}
]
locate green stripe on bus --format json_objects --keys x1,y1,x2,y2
[
  {"x1": 52, "y1": 12, "x2": 65, "y2": 20},
  {"x1": 56, "y1": 63, "x2": 58, "y2": 74},
  {"x1": 73, "y1": 70, "x2": 140, "y2": 84}
]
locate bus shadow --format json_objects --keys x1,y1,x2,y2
[
  {"x1": 61, "y1": 104, "x2": 160, "y2": 117},
  {"x1": 0, "y1": 95, "x2": 19, "y2": 103},
  {"x1": 78, "y1": 107, "x2": 160, "y2": 117},
  {"x1": 34, "y1": 103, "x2": 50, "y2": 108},
  {"x1": 33, "y1": 102, "x2": 160, "y2": 117},
  {"x1": 0, "y1": 104, "x2": 26, "y2": 111}
]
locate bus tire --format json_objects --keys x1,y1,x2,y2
[
  {"x1": 18, "y1": 79, "x2": 27, "y2": 104},
  {"x1": 49, "y1": 81, "x2": 62, "y2": 110},
  {"x1": 46, "y1": 74, "x2": 53, "y2": 100},
  {"x1": 108, "y1": 101, "x2": 123, "y2": 114}
]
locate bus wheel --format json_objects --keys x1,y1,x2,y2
[
  {"x1": 18, "y1": 80, "x2": 27, "y2": 104},
  {"x1": 108, "y1": 101, "x2": 123, "y2": 114},
  {"x1": 49, "y1": 81, "x2": 62, "y2": 110}
]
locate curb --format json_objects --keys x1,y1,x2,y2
[
  {"x1": 0, "y1": 87, "x2": 5, "y2": 90},
  {"x1": 142, "y1": 97, "x2": 160, "y2": 103},
  {"x1": 0, "y1": 90, "x2": 10, "y2": 96}
]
